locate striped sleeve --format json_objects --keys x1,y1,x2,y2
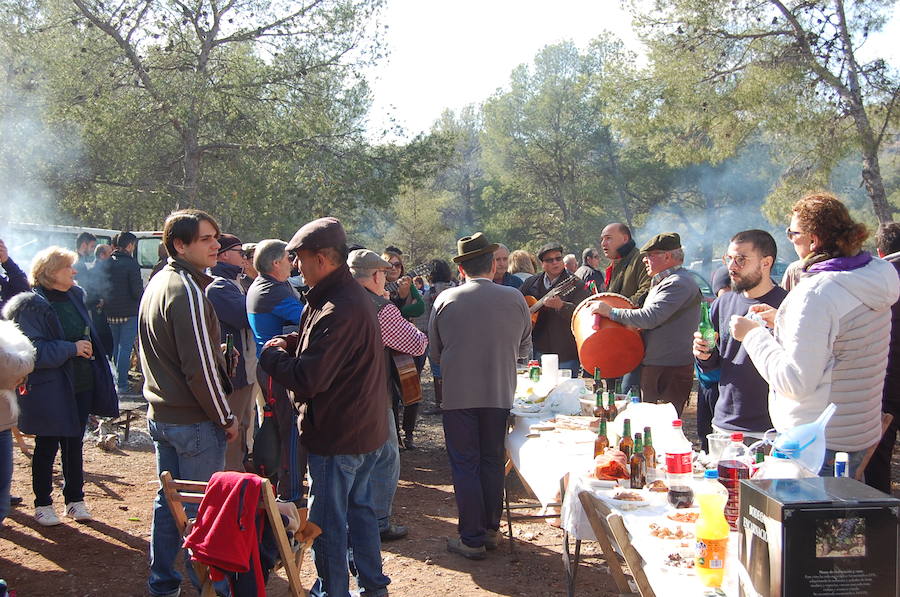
[{"x1": 172, "y1": 271, "x2": 233, "y2": 426}]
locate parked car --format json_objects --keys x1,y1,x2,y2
[{"x1": 682, "y1": 269, "x2": 716, "y2": 303}]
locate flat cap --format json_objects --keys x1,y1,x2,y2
[
  {"x1": 217, "y1": 233, "x2": 242, "y2": 254},
  {"x1": 537, "y1": 242, "x2": 564, "y2": 261},
  {"x1": 348, "y1": 249, "x2": 392, "y2": 271},
  {"x1": 286, "y1": 217, "x2": 346, "y2": 252},
  {"x1": 640, "y1": 232, "x2": 681, "y2": 253}
]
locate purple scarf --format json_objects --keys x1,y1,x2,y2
[{"x1": 805, "y1": 251, "x2": 872, "y2": 274}]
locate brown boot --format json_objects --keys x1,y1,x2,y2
[{"x1": 423, "y1": 377, "x2": 443, "y2": 415}]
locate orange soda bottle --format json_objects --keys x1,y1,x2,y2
[{"x1": 695, "y1": 469, "x2": 729, "y2": 587}]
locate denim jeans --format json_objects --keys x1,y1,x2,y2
[
  {"x1": 0, "y1": 429, "x2": 11, "y2": 525},
  {"x1": 371, "y1": 408, "x2": 400, "y2": 532},
  {"x1": 109, "y1": 315, "x2": 138, "y2": 394},
  {"x1": 147, "y1": 419, "x2": 226, "y2": 597},
  {"x1": 307, "y1": 450, "x2": 389, "y2": 597}
]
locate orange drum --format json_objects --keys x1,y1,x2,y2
[{"x1": 571, "y1": 292, "x2": 644, "y2": 379}]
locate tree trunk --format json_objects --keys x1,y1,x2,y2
[{"x1": 182, "y1": 130, "x2": 201, "y2": 207}]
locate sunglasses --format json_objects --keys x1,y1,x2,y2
[{"x1": 542, "y1": 256, "x2": 564, "y2": 263}]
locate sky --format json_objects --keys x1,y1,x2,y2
[{"x1": 365, "y1": 0, "x2": 900, "y2": 141}]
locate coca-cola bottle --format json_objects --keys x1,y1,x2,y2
[{"x1": 666, "y1": 419, "x2": 694, "y2": 508}]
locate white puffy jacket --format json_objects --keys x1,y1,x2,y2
[{"x1": 742, "y1": 256, "x2": 900, "y2": 452}]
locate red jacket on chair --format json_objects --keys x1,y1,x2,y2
[{"x1": 184, "y1": 471, "x2": 266, "y2": 596}]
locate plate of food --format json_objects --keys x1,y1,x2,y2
[
  {"x1": 661, "y1": 549, "x2": 696, "y2": 575},
  {"x1": 648, "y1": 522, "x2": 695, "y2": 541},
  {"x1": 666, "y1": 510, "x2": 700, "y2": 524},
  {"x1": 601, "y1": 490, "x2": 650, "y2": 510}
]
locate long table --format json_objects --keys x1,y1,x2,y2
[{"x1": 506, "y1": 411, "x2": 746, "y2": 597}]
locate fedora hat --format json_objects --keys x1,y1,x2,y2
[{"x1": 452, "y1": 232, "x2": 500, "y2": 264}]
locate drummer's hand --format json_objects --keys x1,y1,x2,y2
[
  {"x1": 730, "y1": 314, "x2": 759, "y2": 342},
  {"x1": 544, "y1": 296, "x2": 563, "y2": 310},
  {"x1": 692, "y1": 331, "x2": 715, "y2": 360},
  {"x1": 591, "y1": 301, "x2": 613, "y2": 318},
  {"x1": 747, "y1": 303, "x2": 777, "y2": 329}
]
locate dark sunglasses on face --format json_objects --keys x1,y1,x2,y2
[{"x1": 542, "y1": 256, "x2": 564, "y2": 263}]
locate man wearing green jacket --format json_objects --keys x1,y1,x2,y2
[{"x1": 600, "y1": 222, "x2": 652, "y2": 392}]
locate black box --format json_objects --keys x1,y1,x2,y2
[{"x1": 738, "y1": 478, "x2": 899, "y2": 597}]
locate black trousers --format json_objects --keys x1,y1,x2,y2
[
  {"x1": 864, "y1": 413, "x2": 898, "y2": 494},
  {"x1": 641, "y1": 364, "x2": 694, "y2": 418},
  {"x1": 696, "y1": 382, "x2": 720, "y2": 453},
  {"x1": 442, "y1": 408, "x2": 508, "y2": 548},
  {"x1": 32, "y1": 391, "x2": 91, "y2": 507}
]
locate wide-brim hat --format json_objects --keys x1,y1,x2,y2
[{"x1": 452, "y1": 232, "x2": 499, "y2": 264}]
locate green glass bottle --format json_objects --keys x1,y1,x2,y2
[
  {"x1": 593, "y1": 417, "x2": 609, "y2": 457},
  {"x1": 698, "y1": 302, "x2": 716, "y2": 352}
]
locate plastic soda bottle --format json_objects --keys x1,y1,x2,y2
[
  {"x1": 666, "y1": 420, "x2": 694, "y2": 508},
  {"x1": 695, "y1": 469, "x2": 729, "y2": 587},
  {"x1": 717, "y1": 432, "x2": 750, "y2": 530},
  {"x1": 834, "y1": 452, "x2": 849, "y2": 477}
]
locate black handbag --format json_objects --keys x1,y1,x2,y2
[{"x1": 252, "y1": 377, "x2": 281, "y2": 477}]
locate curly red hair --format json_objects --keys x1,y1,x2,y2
[{"x1": 791, "y1": 192, "x2": 868, "y2": 257}]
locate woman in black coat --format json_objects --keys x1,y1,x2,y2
[{"x1": 2, "y1": 246, "x2": 118, "y2": 526}]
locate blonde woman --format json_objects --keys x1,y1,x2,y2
[
  {"x1": 2, "y1": 247, "x2": 118, "y2": 526},
  {"x1": 508, "y1": 249, "x2": 536, "y2": 282}
]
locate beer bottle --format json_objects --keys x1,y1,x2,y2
[
  {"x1": 614, "y1": 378, "x2": 624, "y2": 398},
  {"x1": 630, "y1": 432, "x2": 646, "y2": 489},
  {"x1": 592, "y1": 368, "x2": 606, "y2": 419},
  {"x1": 699, "y1": 302, "x2": 716, "y2": 353},
  {"x1": 606, "y1": 391, "x2": 618, "y2": 422},
  {"x1": 81, "y1": 325, "x2": 95, "y2": 360},
  {"x1": 593, "y1": 416, "x2": 609, "y2": 458},
  {"x1": 619, "y1": 419, "x2": 633, "y2": 459},
  {"x1": 643, "y1": 426, "x2": 657, "y2": 480}
]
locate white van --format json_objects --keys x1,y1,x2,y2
[{"x1": 0, "y1": 222, "x2": 163, "y2": 285}]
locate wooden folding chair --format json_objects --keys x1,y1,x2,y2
[
  {"x1": 159, "y1": 471, "x2": 311, "y2": 597},
  {"x1": 855, "y1": 413, "x2": 894, "y2": 481},
  {"x1": 578, "y1": 490, "x2": 656, "y2": 597}
]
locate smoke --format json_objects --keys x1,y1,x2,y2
[
  {"x1": 0, "y1": 81, "x2": 86, "y2": 267},
  {"x1": 632, "y1": 146, "x2": 791, "y2": 280}
]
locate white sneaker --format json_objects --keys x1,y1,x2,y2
[
  {"x1": 65, "y1": 501, "x2": 93, "y2": 522},
  {"x1": 34, "y1": 505, "x2": 62, "y2": 526}
]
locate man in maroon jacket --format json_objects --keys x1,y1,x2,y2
[{"x1": 260, "y1": 217, "x2": 390, "y2": 597}]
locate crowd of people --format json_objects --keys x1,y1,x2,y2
[{"x1": 0, "y1": 189, "x2": 898, "y2": 596}]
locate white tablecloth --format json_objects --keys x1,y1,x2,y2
[
  {"x1": 505, "y1": 414, "x2": 596, "y2": 506},
  {"x1": 561, "y1": 474, "x2": 742, "y2": 596}
]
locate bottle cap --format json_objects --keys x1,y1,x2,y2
[
  {"x1": 704, "y1": 469, "x2": 719, "y2": 479},
  {"x1": 835, "y1": 452, "x2": 849, "y2": 463},
  {"x1": 730, "y1": 432, "x2": 744, "y2": 442},
  {"x1": 672, "y1": 420, "x2": 682, "y2": 428}
]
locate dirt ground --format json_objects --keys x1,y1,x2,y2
[{"x1": 1, "y1": 374, "x2": 898, "y2": 597}]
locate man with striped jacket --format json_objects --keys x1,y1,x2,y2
[{"x1": 138, "y1": 209, "x2": 238, "y2": 597}]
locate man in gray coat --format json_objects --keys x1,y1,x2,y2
[
  {"x1": 592, "y1": 233, "x2": 700, "y2": 415},
  {"x1": 429, "y1": 233, "x2": 532, "y2": 560}
]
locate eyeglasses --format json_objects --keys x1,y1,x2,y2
[
  {"x1": 785, "y1": 228, "x2": 803, "y2": 239},
  {"x1": 542, "y1": 256, "x2": 564, "y2": 263},
  {"x1": 389, "y1": 261, "x2": 402, "y2": 269},
  {"x1": 722, "y1": 254, "x2": 750, "y2": 268}
]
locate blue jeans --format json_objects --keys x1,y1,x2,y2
[
  {"x1": 307, "y1": 450, "x2": 389, "y2": 597},
  {"x1": 147, "y1": 420, "x2": 226, "y2": 597},
  {"x1": 371, "y1": 408, "x2": 400, "y2": 533},
  {"x1": 0, "y1": 429, "x2": 11, "y2": 525},
  {"x1": 109, "y1": 316, "x2": 138, "y2": 394}
]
